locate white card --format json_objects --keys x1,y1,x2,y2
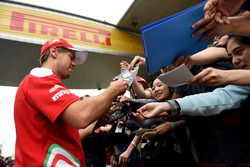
[{"x1": 158, "y1": 64, "x2": 193, "y2": 87}]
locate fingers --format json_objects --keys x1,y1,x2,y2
[
  {"x1": 129, "y1": 56, "x2": 140, "y2": 70},
  {"x1": 160, "y1": 67, "x2": 168, "y2": 74},
  {"x1": 166, "y1": 64, "x2": 175, "y2": 71},
  {"x1": 204, "y1": 0, "x2": 217, "y2": 11},
  {"x1": 136, "y1": 104, "x2": 147, "y2": 113},
  {"x1": 214, "y1": 12, "x2": 229, "y2": 24},
  {"x1": 221, "y1": 15, "x2": 230, "y2": 24},
  {"x1": 129, "y1": 55, "x2": 145, "y2": 70},
  {"x1": 171, "y1": 56, "x2": 193, "y2": 69},
  {"x1": 136, "y1": 109, "x2": 147, "y2": 118},
  {"x1": 131, "y1": 112, "x2": 145, "y2": 121},
  {"x1": 189, "y1": 68, "x2": 217, "y2": 85},
  {"x1": 192, "y1": 0, "x2": 231, "y2": 41},
  {"x1": 119, "y1": 96, "x2": 129, "y2": 102},
  {"x1": 197, "y1": 72, "x2": 214, "y2": 84},
  {"x1": 204, "y1": 6, "x2": 216, "y2": 19},
  {"x1": 173, "y1": 56, "x2": 185, "y2": 67},
  {"x1": 192, "y1": 19, "x2": 216, "y2": 39},
  {"x1": 192, "y1": 16, "x2": 212, "y2": 30},
  {"x1": 214, "y1": 12, "x2": 224, "y2": 24},
  {"x1": 161, "y1": 56, "x2": 186, "y2": 73},
  {"x1": 189, "y1": 69, "x2": 210, "y2": 83},
  {"x1": 120, "y1": 61, "x2": 129, "y2": 67},
  {"x1": 136, "y1": 105, "x2": 151, "y2": 119},
  {"x1": 160, "y1": 64, "x2": 175, "y2": 73},
  {"x1": 120, "y1": 61, "x2": 129, "y2": 68},
  {"x1": 161, "y1": 56, "x2": 193, "y2": 74},
  {"x1": 119, "y1": 154, "x2": 128, "y2": 167},
  {"x1": 203, "y1": 0, "x2": 218, "y2": 19},
  {"x1": 110, "y1": 79, "x2": 128, "y2": 95},
  {"x1": 120, "y1": 61, "x2": 129, "y2": 73}
]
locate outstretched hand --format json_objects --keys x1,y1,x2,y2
[
  {"x1": 136, "y1": 102, "x2": 171, "y2": 119},
  {"x1": 129, "y1": 55, "x2": 146, "y2": 70},
  {"x1": 191, "y1": 0, "x2": 245, "y2": 42},
  {"x1": 189, "y1": 67, "x2": 229, "y2": 87}
]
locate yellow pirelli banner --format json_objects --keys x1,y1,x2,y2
[{"x1": 0, "y1": 2, "x2": 143, "y2": 55}]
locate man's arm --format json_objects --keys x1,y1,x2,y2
[
  {"x1": 190, "y1": 69, "x2": 250, "y2": 87},
  {"x1": 61, "y1": 79, "x2": 127, "y2": 129},
  {"x1": 160, "y1": 47, "x2": 228, "y2": 74},
  {"x1": 131, "y1": 81, "x2": 152, "y2": 99},
  {"x1": 137, "y1": 85, "x2": 250, "y2": 118},
  {"x1": 191, "y1": 46, "x2": 228, "y2": 65},
  {"x1": 79, "y1": 121, "x2": 97, "y2": 140},
  {"x1": 174, "y1": 85, "x2": 250, "y2": 116},
  {"x1": 222, "y1": 70, "x2": 250, "y2": 85}
]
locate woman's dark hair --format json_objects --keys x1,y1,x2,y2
[
  {"x1": 228, "y1": 35, "x2": 250, "y2": 46},
  {"x1": 226, "y1": 35, "x2": 250, "y2": 53}
]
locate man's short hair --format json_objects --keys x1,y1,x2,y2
[{"x1": 39, "y1": 47, "x2": 70, "y2": 65}]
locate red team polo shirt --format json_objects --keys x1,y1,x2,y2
[{"x1": 14, "y1": 67, "x2": 86, "y2": 166}]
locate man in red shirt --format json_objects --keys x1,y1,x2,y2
[{"x1": 14, "y1": 38, "x2": 128, "y2": 166}]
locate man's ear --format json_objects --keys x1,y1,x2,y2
[{"x1": 49, "y1": 47, "x2": 58, "y2": 58}]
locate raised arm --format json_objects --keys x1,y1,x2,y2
[
  {"x1": 119, "y1": 134, "x2": 142, "y2": 166},
  {"x1": 161, "y1": 46, "x2": 228, "y2": 74},
  {"x1": 191, "y1": 46, "x2": 228, "y2": 65}
]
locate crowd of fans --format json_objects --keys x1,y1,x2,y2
[
  {"x1": 0, "y1": 156, "x2": 14, "y2": 167},
  {"x1": 81, "y1": 0, "x2": 250, "y2": 167}
]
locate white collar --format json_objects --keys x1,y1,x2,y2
[{"x1": 30, "y1": 67, "x2": 53, "y2": 77}]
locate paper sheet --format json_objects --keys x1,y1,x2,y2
[{"x1": 158, "y1": 64, "x2": 193, "y2": 87}]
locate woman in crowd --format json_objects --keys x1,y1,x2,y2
[{"x1": 119, "y1": 78, "x2": 189, "y2": 167}]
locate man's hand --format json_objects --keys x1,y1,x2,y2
[
  {"x1": 192, "y1": 18, "x2": 234, "y2": 42},
  {"x1": 129, "y1": 55, "x2": 145, "y2": 70},
  {"x1": 119, "y1": 151, "x2": 130, "y2": 167},
  {"x1": 189, "y1": 67, "x2": 229, "y2": 86},
  {"x1": 154, "y1": 122, "x2": 172, "y2": 136},
  {"x1": 136, "y1": 102, "x2": 171, "y2": 119},
  {"x1": 192, "y1": 0, "x2": 245, "y2": 41},
  {"x1": 120, "y1": 61, "x2": 129, "y2": 72},
  {"x1": 108, "y1": 79, "x2": 128, "y2": 97}
]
